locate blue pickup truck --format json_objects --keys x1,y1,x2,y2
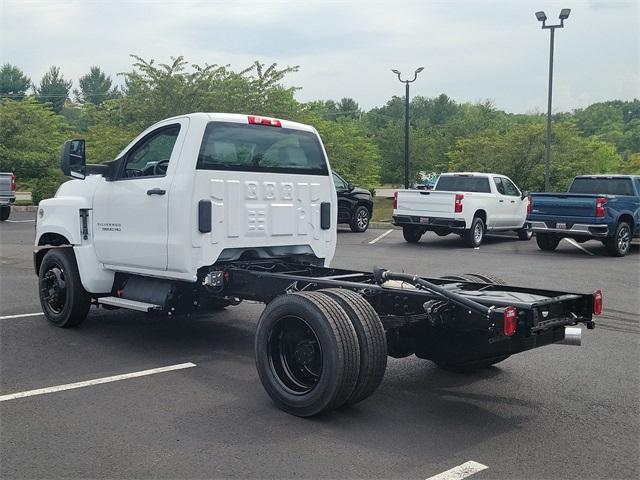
[{"x1": 528, "y1": 175, "x2": 640, "y2": 257}]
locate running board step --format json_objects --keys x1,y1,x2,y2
[{"x1": 98, "y1": 296, "x2": 162, "y2": 312}]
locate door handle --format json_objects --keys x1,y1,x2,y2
[
  {"x1": 499, "y1": 199, "x2": 504, "y2": 203},
  {"x1": 147, "y1": 188, "x2": 166, "y2": 196},
  {"x1": 510, "y1": 200, "x2": 515, "y2": 203}
]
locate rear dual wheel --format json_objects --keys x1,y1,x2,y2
[{"x1": 254, "y1": 290, "x2": 386, "y2": 417}]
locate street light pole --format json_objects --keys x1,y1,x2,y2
[
  {"x1": 392, "y1": 67, "x2": 424, "y2": 189},
  {"x1": 536, "y1": 8, "x2": 571, "y2": 191}
]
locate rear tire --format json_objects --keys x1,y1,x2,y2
[
  {"x1": 605, "y1": 221, "x2": 631, "y2": 257},
  {"x1": 318, "y1": 289, "x2": 387, "y2": 406},
  {"x1": 350, "y1": 206, "x2": 370, "y2": 233},
  {"x1": 0, "y1": 205, "x2": 10, "y2": 221},
  {"x1": 402, "y1": 226, "x2": 423, "y2": 243},
  {"x1": 38, "y1": 248, "x2": 91, "y2": 327},
  {"x1": 254, "y1": 292, "x2": 360, "y2": 417},
  {"x1": 463, "y1": 216, "x2": 484, "y2": 247},
  {"x1": 536, "y1": 233, "x2": 560, "y2": 251}
]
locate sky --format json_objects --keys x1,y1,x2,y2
[{"x1": 1, "y1": 0, "x2": 638, "y2": 113}]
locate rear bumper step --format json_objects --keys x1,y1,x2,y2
[
  {"x1": 530, "y1": 221, "x2": 609, "y2": 237},
  {"x1": 393, "y1": 215, "x2": 466, "y2": 229}
]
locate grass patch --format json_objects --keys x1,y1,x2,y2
[
  {"x1": 372, "y1": 196, "x2": 394, "y2": 223},
  {"x1": 14, "y1": 200, "x2": 34, "y2": 206}
]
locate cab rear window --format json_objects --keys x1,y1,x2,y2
[
  {"x1": 435, "y1": 176, "x2": 491, "y2": 193},
  {"x1": 569, "y1": 178, "x2": 634, "y2": 196},
  {"x1": 197, "y1": 122, "x2": 328, "y2": 175}
]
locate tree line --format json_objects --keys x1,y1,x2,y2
[{"x1": 0, "y1": 57, "x2": 638, "y2": 204}]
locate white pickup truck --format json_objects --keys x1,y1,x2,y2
[
  {"x1": 34, "y1": 116, "x2": 597, "y2": 417},
  {"x1": 393, "y1": 172, "x2": 532, "y2": 247},
  {"x1": 0, "y1": 172, "x2": 16, "y2": 221}
]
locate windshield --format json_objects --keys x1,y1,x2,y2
[
  {"x1": 197, "y1": 122, "x2": 328, "y2": 175},
  {"x1": 569, "y1": 177, "x2": 634, "y2": 196},
  {"x1": 435, "y1": 176, "x2": 491, "y2": 193}
]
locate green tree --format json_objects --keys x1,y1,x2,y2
[
  {"x1": 0, "y1": 64, "x2": 31, "y2": 100},
  {"x1": 0, "y1": 98, "x2": 69, "y2": 182},
  {"x1": 335, "y1": 97, "x2": 361, "y2": 120},
  {"x1": 35, "y1": 66, "x2": 73, "y2": 113},
  {"x1": 74, "y1": 66, "x2": 119, "y2": 105}
]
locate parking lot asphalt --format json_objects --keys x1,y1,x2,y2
[{"x1": 1, "y1": 211, "x2": 638, "y2": 480}]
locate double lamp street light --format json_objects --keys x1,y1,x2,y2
[
  {"x1": 391, "y1": 9, "x2": 570, "y2": 193},
  {"x1": 392, "y1": 67, "x2": 424, "y2": 190},
  {"x1": 536, "y1": 8, "x2": 571, "y2": 191}
]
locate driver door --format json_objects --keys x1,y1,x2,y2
[{"x1": 92, "y1": 119, "x2": 188, "y2": 271}]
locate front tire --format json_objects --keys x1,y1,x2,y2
[
  {"x1": 254, "y1": 292, "x2": 360, "y2": 417},
  {"x1": 463, "y1": 216, "x2": 484, "y2": 247},
  {"x1": 350, "y1": 205, "x2": 370, "y2": 232},
  {"x1": 402, "y1": 226, "x2": 423, "y2": 243},
  {"x1": 38, "y1": 248, "x2": 91, "y2": 327},
  {"x1": 536, "y1": 233, "x2": 560, "y2": 251},
  {"x1": 517, "y1": 224, "x2": 533, "y2": 240},
  {"x1": 605, "y1": 221, "x2": 632, "y2": 257},
  {"x1": 0, "y1": 205, "x2": 10, "y2": 221}
]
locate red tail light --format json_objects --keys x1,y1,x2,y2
[
  {"x1": 393, "y1": 191, "x2": 398, "y2": 209},
  {"x1": 454, "y1": 193, "x2": 464, "y2": 213},
  {"x1": 248, "y1": 115, "x2": 282, "y2": 127},
  {"x1": 595, "y1": 197, "x2": 607, "y2": 218},
  {"x1": 526, "y1": 195, "x2": 532, "y2": 215},
  {"x1": 10, "y1": 173, "x2": 16, "y2": 191},
  {"x1": 593, "y1": 289, "x2": 603, "y2": 315},
  {"x1": 503, "y1": 306, "x2": 518, "y2": 336}
]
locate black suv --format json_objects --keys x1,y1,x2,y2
[{"x1": 333, "y1": 172, "x2": 373, "y2": 232}]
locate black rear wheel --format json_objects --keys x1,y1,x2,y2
[
  {"x1": 536, "y1": 233, "x2": 560, "y2": 251},
  {"x1": 402, "y1": 226, "x2": 423, "y2": 243},
  {"x1": 318, "y1": 289, "x2": 387, "y2": 406},
  {"x1": 463, "y1": 217, "x2": 484, "y2": 247},
  {"x1": 254, "y1": 292, "x2": 360, "y2": 417},
  {"x1": 0, "y1": 205, "x2": 10, "y2": 221},
  {"x1": 605, "y1": 221, "x2": 631, "y2": 257},
  {"x1": 38, "y1": 248, "x2": 91, "y2": 327},
  {"x1": 517, "y1": 224, "x2": 533, "y2": 240}
]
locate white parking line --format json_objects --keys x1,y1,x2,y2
[
  {"x1": 5, "y1": 219, "x2": 35, "y2": 223},
  {"x1": 426, "y1": 461, "x2": 488, "y2": 480},
  {"x1": 0, "y1": 312, "x2": 43, "y2": 320},
  {"x1": 0, "y1": 362, "x2": 197, "y2": 402},
  {"x1": 563, "y1": 238, "x2": 595, "y2": 256},
  {"x1": 369, "y1": 229, "x2": 394, "y2": 245}
]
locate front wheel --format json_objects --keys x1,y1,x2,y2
[
  {"x1": 350, "y1": 205, "x2": 370, "y2": 232},
  {"x1": 536, "y1": 233, "x2": 560, "y2": 251},
  {"x1": 402, "y1": 226, "x2": 423, "y2": 243},
  {"x1": 38, "y1": 248, "x2": 91, "y2": 327},
  {"x1": 605, "y1": 221, "x2": 631, "y2": 257},
  {"x1": 463, "y1": 217, "x2": 484, "y2": 247},
  {"x1": 0, "y1": 205, "x2": 10, "y2": 221}
]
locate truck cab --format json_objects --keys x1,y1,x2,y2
[{"x1": 35, "y1": 113, "x2": 337, "y2": 313}]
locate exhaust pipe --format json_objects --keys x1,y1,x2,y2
[{"x1": 556, "y1": 326, "x2": 582, "y2": 346}]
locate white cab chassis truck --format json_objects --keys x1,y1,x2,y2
[
  {"x1": 35, "y1": 113, "x2": 598, "y2": 417},
  {"x1": 393, "y1": 172, "x2": 532, "y2": 247}
]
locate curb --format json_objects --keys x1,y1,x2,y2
[{"x1": 12, "y1": 206, "x2": 38, "y2": 212}]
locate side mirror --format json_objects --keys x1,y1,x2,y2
[
  {"x1": 347, "y1": 183, "x2": 354, "y2": 191},
  {"x1": 521, "y1": 190, "x2": 529, "y2": 200},
  {"x1": 60, "y1": 139, "x2": 86, "y2": 179}
]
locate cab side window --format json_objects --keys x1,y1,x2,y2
[
  {"x1": 501, "y1": 178, "x2": 520, "y2": 196},
  {"x1": 333, "y1": 173, "x2": 347, "y2": 191},
  {"x1": 493, "y1": 177, "x2": 506, "y2": 195},
  {"x1": 121, "y1": 125, "x2": 181, "y2": 179}
]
